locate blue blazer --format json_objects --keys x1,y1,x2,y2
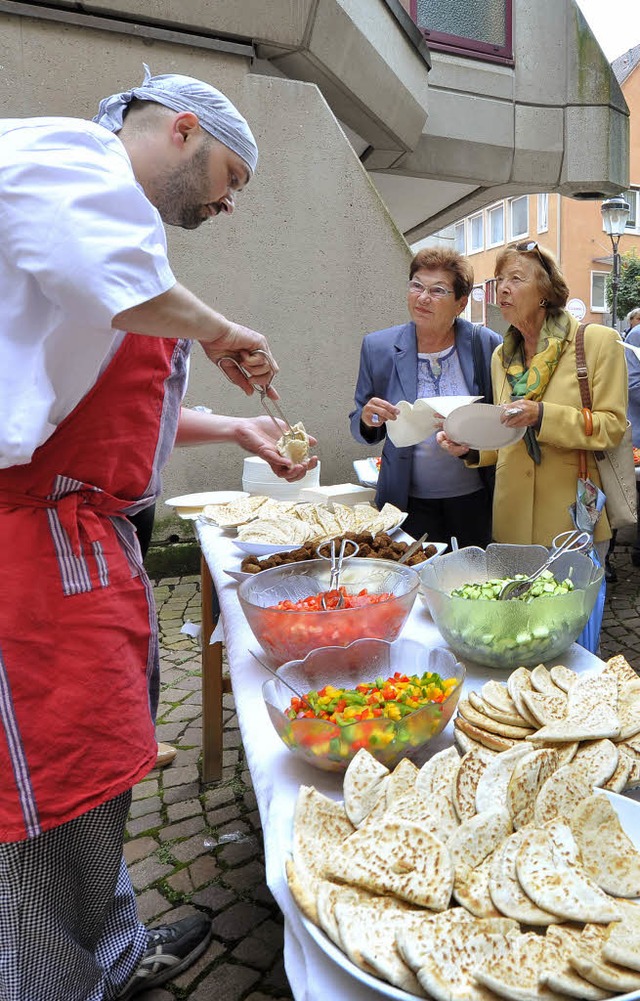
[{"x1": 349, "y1": 318, "x2": 502, "y2": 510}]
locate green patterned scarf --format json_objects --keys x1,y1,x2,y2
[{"x1": 498, "y1": 310, "x2": 572, "y2": 462}]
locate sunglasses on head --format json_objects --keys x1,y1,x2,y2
[{"x1": 514, "y1": 240, "x2": 553, "y2": 277}]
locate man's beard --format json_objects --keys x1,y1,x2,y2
[{"x1": 154, "y1": 143, "x2": 215, "y2": 229}]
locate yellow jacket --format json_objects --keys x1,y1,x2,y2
[{"x1": 475, "y1": 313, "x2": 628, "y2": 545}]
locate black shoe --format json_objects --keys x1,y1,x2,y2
[
  {"x1": 118, "y1": 914, "x2": 212, "y2": 999},
  {"x1": 605, "y1": 559, "x2": 618, "y2": 583}
]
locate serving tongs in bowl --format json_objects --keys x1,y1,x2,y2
[
  {"x1": 497, "y1": 529, "x2": 592, "y2": 601},
  {"x1": 216, "y1": 349, "x2": 297, "y2": 441},
  {"x1": 316, "y1": 537, "x2": 359, "y2": 609}
]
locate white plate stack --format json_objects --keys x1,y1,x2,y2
[{"x1": 241, "y1": 457, "x2": 321, "y2": 501}]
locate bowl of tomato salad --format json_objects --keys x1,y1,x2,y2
[
  {"x1": 237, "y1": 558, "x2": 420, "y2": 666},
  {"x1": 261, "y1": 637, "x2": 465, "y2": 771}
]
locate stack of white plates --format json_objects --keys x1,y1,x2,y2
[{"x1": 241, "y1": 457, "x2": 321, "y2": 501}]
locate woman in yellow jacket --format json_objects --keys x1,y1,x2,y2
[{"x1": 438, "y1": 241, "x2": 627, "y2": 564}]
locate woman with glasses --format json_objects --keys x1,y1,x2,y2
[
  {"x1": 438, "y1": 241, "x2": 628, "y2": 563},
  {"x1": 349, "y1": 247, "x2": 501, "y2": 547}
]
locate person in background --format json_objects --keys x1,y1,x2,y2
[
  {"x1": 438, "y1": 242, "x2": 628, "y2": 566},
  {"x1": 624, "y1": 307, "x2": 640, "y2": 339},
  {"x1": 624, "y1": 306, "x2": 640, "y2": 568},
  {"x1": 349, "y1": 248, "x2": 501, "y2": 548},
  {"x1": 0, "y1": 66, "x2": 313, "y2": 1001}
]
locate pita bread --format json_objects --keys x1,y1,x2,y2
[
  {"x1": 601, "y1": 750, "x2": 632, "y2": 792},
  {"x1": 326, "y1": 817, "x2": 454, "y2": 910},
  {"x1": 530, "y1": 673, "x2": 621, "y2": 743},
  {"x1": 533, "y1": 763, "x2": 594, "y2": 825},
  {"x1": 506, "y1": 747, "x2": 560, "y2": 828},
  {"x1": 385, "y1": 757, "x2": 419, "y2": 806},
  {"x1": 475, "y1": 744, "x2": 533, "y2": 814},
  {"x1": 333, "y1": 894, "x2": 426, "y2": 994},
  {"x1": 549, "y1": 664, "x2": 578, "y2": 692},
  {"x1": 474, "y1": 929, "x2": 568, "y2": 1001},
  {"x1": 617, "y1": 679, "x2": 640, "y2": 741},
  {"x1": 343, "y1": 748, "x2": 389, "y2": 827},
  {"x1": 454, "y1": 726, "x2": 486, "y2": 756},
  {"x1": 367, "y1": 789, "x2": 443, "y2": 838},
  {"x1": 521, "y1": 690, "x2": 567, "y2": 726},
  {"x1": 570, "y1": 793, "x2": 640, "y2": 897},
  {"x1": 489, "y1": 832, "x2": 562, "y2": 925},
  {"x1": 570, "y1": 953, "x2": 640, "y2": 993},
  {"x1": 396, "y1": 907, "x2": 475, "y2": 972},
  {"x1": 453, "y1": 748, "x2": 495, "y2": 821},
  {"x1": 622, "y1": 751, "x2": 640, "y2": 791},
  {"x1": 602, "y1": 898, "x2": 640, "y2": 972},
  {"x1": 543, "y1": 819, "x2": 581, "y2": 867},
  {"x1": 469, "y1": 691, "x2": 528, "y2": 727},
  {"x1": 515, "y1": 827, "x2": 621, "y2": 924},
  {"x1": 542, "y1": 925, "x2": 610, "y2": 1001},
  {"x1": 315, "y1": 879, "x2": 366, "y2": 947},
  {"x1": 453, "y1": 854, "x2": 503, "y2": 918},
  {"x1": 602, "y1": 653, "x2": 638, "y2": 685},
  {"x1": 507, "y1": 667, "x2": 540, "y2": 725},
  {"x1": 292, "y1": 786, "x2": 353, "y2": 881},
  {"x1": 414, "y1": 928, "x2": 518, "y2": 1001},
  {"x1": 276, "y1": 422, "x2": 310, "y2": 463},
  {"x1": 455, "y1": 717, "x2": 516, "y2": 753},
  {"x1": 458, "y1": 700, "x2": 535, "y2": 739},
  {"x1": 415, "y1": 747, "x2": 461, "y2": 841},
  {"x1": 481, "y1": 680, "x2": 520, "y2": 716},
  {"x1": 531, "y1": 664, "x2": 565, "y2": 695},
  {"x1": 529, "y1": 740, "x2": 580, "y2": 766},
  {"x1": 286, "y1": 856, "x2": 321, "y2": 924},
  {"x1": 237, "y1": 516, "x2": 315, "y2": 545},
  {"x1": 448, "y1": 808, "x2": 513, "y2": 870},
  {"x1": 571, "y1": 739, "x2": 619, "y2": 787}
]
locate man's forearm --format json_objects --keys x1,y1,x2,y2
[
  {"x1": 174, "y1": 409, "x2": 242, "y2": 446},
  {"x1": 112, "y1": 283, "x2": 231, "y2": 344}
]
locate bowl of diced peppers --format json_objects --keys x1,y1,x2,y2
[
  {"x1": 262, "y1": 637, "x2": 465, "y2": 771},
  {"x1": 237, "y1": 558, "x2": 420, "y2": 666}
]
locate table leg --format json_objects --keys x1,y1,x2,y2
[{"x1": 200, "y1": 553, "x2": 229, "y2": 784}]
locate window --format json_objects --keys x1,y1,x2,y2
[
  {"x1": 537, "y1": 194, "x2": 549, "y2": 233},
  {"x1": 486, "y1": 204, "x2": 505, "y2": 247},
  {"x1": 410, "y1": 0, "x2": 513, "y2": 65},
  {"x1": 485, "y1": 278, "x2": 498, "y2": 305},
  {"x1": 591, "y1": 272, "x2": 607, "y2": 313},
  {"x1": 454, "y1": 221, "x2": 466, "y2": 254},
  {"x1": 624, "y1": 190, "x2": 638, "y2": 230},
  {"x1": 469, "y1": 213, "x2": 484, "y2": 253},
  {"x1": 509, "y1": 196, "x2": 529, "y2": 240}
]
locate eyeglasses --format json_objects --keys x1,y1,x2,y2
[
  {"x1": 407, "y1": 280, "x2": 454, "y2": 300},
  {"x1": 514, "y1": 240, "x2": 553, "y2": 277}
]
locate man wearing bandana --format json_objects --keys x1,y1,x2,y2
[{"x1": 0, "y1": 67, "x2": 304, "y2": 999}]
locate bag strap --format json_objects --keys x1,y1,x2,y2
[
  {"x1": 575, "y1": 323, "x2": 605, "y2": 476},
  {"x1": 470, "y1": 320, "x2": 490, "y2": 398}
]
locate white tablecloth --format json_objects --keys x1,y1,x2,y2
[{"x1": 195, "y1": 522, "x2": 619, "y2": 1001}]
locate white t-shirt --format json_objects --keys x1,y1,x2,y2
[{"x1": 0, "y1": 117, "x2": 176, "y2": 468}]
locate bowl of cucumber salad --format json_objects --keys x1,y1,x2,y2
[{"x1": 418, "y1": 543, "x2": 603, "y2": 669}]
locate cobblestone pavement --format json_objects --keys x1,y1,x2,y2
[{"x1": 129, "y1": 535, "x2": 640, "y2": 1000}]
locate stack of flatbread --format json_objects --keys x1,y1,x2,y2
[
  {"x1": 201, "y1": 495, "x2": 404, "y2": 545},
  {"x1": 452, "y1": 656, "x2": 640, "y2": 796},
  {"x1": 287, "y1": 736, "x2": 640, "y2": 1001}
]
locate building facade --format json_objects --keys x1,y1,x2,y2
[{"x1": 444, "y1": 45, "x2": 640, "y2": 333}]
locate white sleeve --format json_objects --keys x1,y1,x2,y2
[{"x1": 0, "y1": 127, "x2": 175, "y2": 325}]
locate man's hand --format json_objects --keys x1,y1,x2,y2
[{"x1": 234, "y1": 416, "x2": 318, "y2": 482}]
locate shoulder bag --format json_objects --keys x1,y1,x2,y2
[{"x1": 575, "y1": 323, "x2": 637, "y2": 530}]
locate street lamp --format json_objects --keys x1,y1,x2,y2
[{"x1": 601, "y1": 195, "x2": 630, "y2": 328}]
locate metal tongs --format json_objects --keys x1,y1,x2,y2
[
  {"x1": 497, "y1": 529, "x2": 592, "y2": 601},
  {"x1": 316, "y1": 538, "x2": 359, "y2": 609},
  {"x1": 216, "y1": 349, "x2": 296, "y2": 440}
]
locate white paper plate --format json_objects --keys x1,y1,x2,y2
[
  {"x1": 224, "y1": 540, "x2": 448, "y2": 582},
  {"x1": 294, "y1": 789, "x2": 640, "y2": 1001},
  {"x1": 164, "y1": 490, "x2": 248, "y2": 520},
  {"x1": 352, "y1": 458, "x2": 380, "y2": 487},
  {"x1": 444, "y1": 403, "x2": 526, "y2": 450},
  {"x1": 387, "y1": 396, "x2": 483, "y2": 448}
]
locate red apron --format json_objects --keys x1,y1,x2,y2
[{"x1": 0, "y1": 332, "x2": 191, "y2": 840}]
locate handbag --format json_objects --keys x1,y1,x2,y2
[{"x1": 575, "y1": 323, "x2": 637, "y2": 530}]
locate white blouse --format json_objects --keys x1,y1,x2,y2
[{"x1": 0, "y1": 117, "x2": 176, "y2": 468}]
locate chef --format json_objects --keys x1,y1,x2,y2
[{"x1": 0, "y1": 66, "x2": 306, "y2": 1000}]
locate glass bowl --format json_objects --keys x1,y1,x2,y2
[
  {"x1": 262, "y1": 637, "x2": 465, "y2": 772},
  {"x1": 237, "y1": 558, "x2": 420, "y2": 665},
  {"x1": 419, "y1": 543, "x2": 604, "y2": 670}
]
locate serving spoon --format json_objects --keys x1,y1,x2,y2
[{"x1": 250, "y1": 651, "x2": 315, "y2": 712}]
